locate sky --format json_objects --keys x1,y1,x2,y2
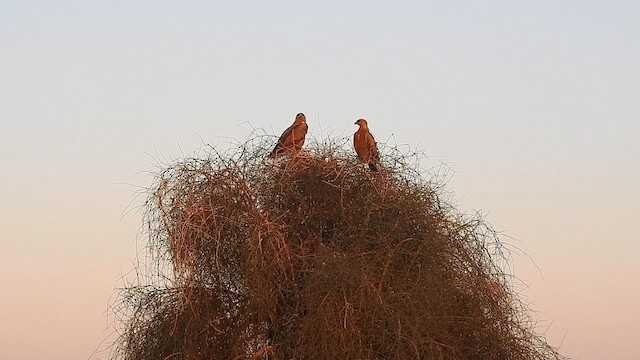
[{"x1": 1, "y1": 1, "x2": 638, "y2": 359}]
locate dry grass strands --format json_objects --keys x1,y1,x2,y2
[{"x1": 112, "y1": 137, "x2": 566, "y2": 360}]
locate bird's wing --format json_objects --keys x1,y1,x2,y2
[
  {"x1": 276, "y1": 123, "x2": 296, "y2": 146},
  {"x1": 268, "y1": 123, "x2": 294, "y2": 157},
  {"x1": 366, "y1": 132, "x2": 379, "y2": 161}
]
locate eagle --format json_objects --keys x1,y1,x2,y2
[
  {"x1": 268, "y1": 113, "x2": 308, "y2": 158},
  {"x1": 353, "y1": 118, "x2": 379, "y2": 171}
]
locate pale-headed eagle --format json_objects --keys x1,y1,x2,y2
[
  {"x1": 268, "y1": 113, "x2": 308, "y2": 158},
  {"x1": 353, "y1": 118, "x2": 379, "y2": 171}
]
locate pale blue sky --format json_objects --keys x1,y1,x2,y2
[{"x1": 1, "y1": 1, "x2": 639, "y2": 359}]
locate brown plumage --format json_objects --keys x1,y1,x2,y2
[
  {"x1": 353, "y1": 118, "x2": 379, "y2": 171},
  {"x1": 268, "y1": 113, "x2": 308, "y2": 158}
]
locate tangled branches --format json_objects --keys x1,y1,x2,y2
[{"x1": 111, "y1": 137, "x2": 565, "y2": 360}]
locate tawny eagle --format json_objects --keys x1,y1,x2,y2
[
  {"x1": 268, "y1": 113, "x2": 308, "y2": 158},
  {"x1": 353, "y1": 118, "x2": 379, "y2": 171}
]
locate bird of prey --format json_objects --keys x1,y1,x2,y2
[
  {"x1": 268, "y1": 113, "x2": 308, "y2": 158},
  {"x1": 353, "y1": 118, "x2": 379, "y2": 171}
]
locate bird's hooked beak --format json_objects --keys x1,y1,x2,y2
[{"x1": 354, "y1": 120, "x2": 359, "y2": 125}]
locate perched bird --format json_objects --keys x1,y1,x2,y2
[
  {"x1": 268, "y1": 113, "x2": 308, "y2": 158},
  {"x1": 353, "y1": 118, "x2": 379, "y2": 171}
]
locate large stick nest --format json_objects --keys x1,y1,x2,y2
[{"x1": 111, "y1": 137, "x2": 565, "y2": 360}]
